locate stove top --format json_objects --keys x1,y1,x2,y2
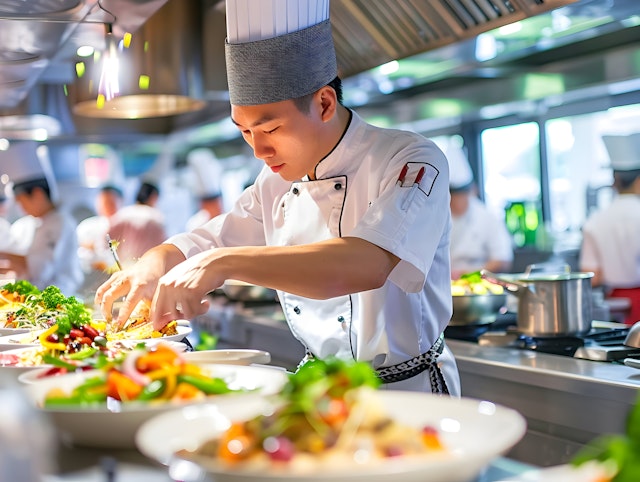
[{"x1": 444, "y1": 313, "x2": 640, "y2": 362}]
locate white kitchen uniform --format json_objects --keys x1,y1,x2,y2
[
  {"x1": 580, "y1": 194, "x2": 640, "y2": 288},
  {"x1": 450, "y1": 196, "x2": 514, "y2": 274},
  {"x1": 168, "y1": 111, "x2": 460, "y2": 395},
  {"x1": 9, "y1": 209, "x2": 84, "y2": 296}
]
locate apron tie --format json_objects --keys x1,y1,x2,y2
[
  {"x1": 374, "y1": 333, "x2": 449, "y2": 394},
  {"x1": 297, "y1": 334, "x2": 450, "y2": 395}
]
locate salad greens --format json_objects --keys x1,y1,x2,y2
[
  {"x1": 2, "y1": 281, "x2": 92, "y2": 333},
  {"x1": 572, "y1": 393, "x2": 640, "y2": 482}
]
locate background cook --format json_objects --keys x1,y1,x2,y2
[
  {"x1": 0, "y1": 141, "x2": 84, "y2": 295},
  {"x1": 96, "y1": 0, "x2": 460, "y2": 395}
]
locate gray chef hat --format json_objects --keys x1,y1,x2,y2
[{"x1": 224, "y1": 0, "x2": 337, "y2": 106}]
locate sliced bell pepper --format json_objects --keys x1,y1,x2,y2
[
  {"x1": 176, "y1": 374, "x2": 233, "y2": 395},
  {"x1": 39, "y1": 324, "x2": 66, "y2": 351},
  {"x1": 106, "y1": 370, "x2": 143, "y2": 401},
  {"x1": 137, "y1": 379, "x2": 166, "y2": 401},
  {"x1": 67, "y1": 346, "x2": 97, "y2": 360},
  {"x1": 41, "y1": 353, "x2": 77, "y2": 371}
]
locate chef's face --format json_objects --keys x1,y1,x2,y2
[{"x1": 231, "y1": 90, "x2": 331, "y2": 181}]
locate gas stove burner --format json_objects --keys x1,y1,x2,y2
[{"x1": 517, "y1": 335, "x2": 584, "y2": 357}]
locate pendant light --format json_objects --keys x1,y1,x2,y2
[{"x1": 70, "y1": 0, "x2": 205, "y2": 119}]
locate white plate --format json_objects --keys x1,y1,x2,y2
[
  {"x1": 0, "y1": 324, "x2": 193, "y2": 351},
  {"x1": 181, "y1": 349, "x2": 271, "y2": 366},
  {"x1": 495, "y1": 461, "x2": 613, "y2": 481},
  {"x1": 0, "y1": 327, "x2": 30, "y2": 336},
  {"x1": 136, "y1": 392, "x2": 527, "y2": 482},
  {"x1": 23, "y1": 363, "x2": 289, "y2": 449},
  {"x1": 122, "y1": 324, "x2": 193, "y2": 344}
]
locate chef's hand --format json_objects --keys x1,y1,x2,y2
[
  {"x1": 95, "y1": 244, "x2": 186, "y2": 330},
  {"x1": 150, "y1": 249, "x2": 224, "y2": 330}
]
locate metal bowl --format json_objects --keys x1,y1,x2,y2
[
  {"x1": 221, "y1": 280, "x2": 277, "y2": 302},
  {"x1": 450, "y1": 294, "x2": 507, "y2": 326}
]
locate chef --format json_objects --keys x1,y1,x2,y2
[
  {"x1": 0, "y1": 141, "x2": 84, "y2": 295},
  {"x1": 96, "y1": 0, "x2": 460, "y2": 395},
  {"x1": 185, "y1": 148, "x2": 225, "y2": 231},
  {"x1": 447, "y1": 138, "x2": 513, "y2": 278},
  {"x1": 580, "y1": 133, "x2": 640, "y2": 325}
]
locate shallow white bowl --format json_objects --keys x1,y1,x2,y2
[
  {"x1": 181, "y1": 349, "x2": 271, "y2": 366},
  {"x1": 23, "y1": 363, "x2": 289, "y2": 449},
  {"x1": 136, "y1": 391, "x2": 527, "y2": 482}
]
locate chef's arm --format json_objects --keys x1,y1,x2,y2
[
  {"x1": 209, "y1": 236, "x2": 400, "y2": 300},
  {"x1": 0, "y1": 252, "x2": 27, "y2": 278}
]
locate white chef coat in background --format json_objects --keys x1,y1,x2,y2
[
  {"x1": 580, "y1": 194, "x2": 640, "y2": 288},
  {"x1": 9, "y1": 210, "x2": 84, "y2": 296},
  {"x1": 450, "y1": 196, "x2": 514, "y2": 275},
  {"x1": 168, "y1": 111, "x2": 460, "y2": 396}
]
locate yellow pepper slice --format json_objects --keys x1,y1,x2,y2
[{"x1": 39, "y1": 324, "x2": 66, "y2": 351}]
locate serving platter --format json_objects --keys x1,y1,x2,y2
[{"x1": 136, "y1": 392, "x2": 527, "y2": 482}]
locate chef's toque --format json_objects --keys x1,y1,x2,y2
[
  {"x1": 187, "y1": 148, "x2": 223, "y2": 200},
  {"x1": 602, "y1": 133, "x2": 640, "y2": 171},
  {"x1": 445, "y1": 138, "x2": 474, "y2": 192},
  {"x1": 224, "y1": 0, "x2": 337, "y2": 106},
  {"x1": 0, "y1": 141, "x2": 59, "y2": 203}
]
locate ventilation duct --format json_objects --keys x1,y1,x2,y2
[{"x1": 69, "y1": 0, "x2": 206, "y2": 119}]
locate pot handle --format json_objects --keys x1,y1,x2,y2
[{"x1": 480, "y1": 270, "x2": 528, "y2": 294}]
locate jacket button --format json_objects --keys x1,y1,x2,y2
[
  {"x1": 334, "y1": 183, "x2": 342, "y2": 190},
  {"x1": 294, "y1": 306, "x2": 301, "y2": 314},
  {"x1": 337, "y1": 315, "x2": 344, "y2": 323},
  {"x1": 292, "y1": 187, "x2": 299, "y2": 195}
]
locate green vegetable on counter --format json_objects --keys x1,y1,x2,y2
[
  {"x1": 194, "y1": 331, "x2": 219, "y2": 351},
  {"x1": 572, "y1": 393, "x2": 640, "y2": 482}
]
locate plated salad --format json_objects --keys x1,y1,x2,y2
[
  {"x1": 41, "y1": 343, "x2": 241, "y2": 406},
  {"x1": 0, "y1": 281, "x2": 179, "y2": 361},
  {"x1": 176, "y1": 357, "x2": 447, "y2": 472}
]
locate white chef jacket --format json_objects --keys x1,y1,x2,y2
[
  {"x1": 168, "y1": 111, "x2": 460, "y2": 395},
  {"x1": 0, "y1": 218, "x2": 15, "y2": 252},
  {"x1": 9, "y1": 209, "x2": 84, "y2": 296},
  {"x1": 580, "y1": 194, "x2": 640, "y2": 288},
  {"x1": 76, "y1": 215, "x2": 112, "y2": 273},
  {"x1": 450, "y1": 196, "x2": 514, "y2": 274}
]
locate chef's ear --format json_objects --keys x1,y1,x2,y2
[{"x1": 317, "y1": 85, "x2": 338, "y2": 122}]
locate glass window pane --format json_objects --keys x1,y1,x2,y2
[{"x1": 481, "y1": 123, "x2": 541, "y2": 248}]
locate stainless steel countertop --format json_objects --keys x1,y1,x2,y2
[{"x1": 447, "y1": 339, "x2": 640, "y2": 394}]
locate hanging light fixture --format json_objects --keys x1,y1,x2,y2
[
  {"x1": 97, "y1": 23, "x2": 120, "y2": 106},
  {"x1": 69, "y1": 0, "x2": 206, "y2": 120}
]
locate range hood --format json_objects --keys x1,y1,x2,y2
[{"x1": 0, "y1": 0, "x2": 581, "y2": 139}]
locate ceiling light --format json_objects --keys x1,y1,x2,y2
[
  {"x1": 76, "y1": 45, "x2": 95, "y2": 58},
  {"x1": 69, "y1": 1, "x2": 205, "y2": 120}
]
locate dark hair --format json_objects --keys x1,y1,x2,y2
[
  {"x1": 292, "y1": 76, "x2": 343, "y2": 113},
  {"x1": 12, "y1": 178, "x2": 51, "y2": 200},
  {"x1": 613, "y1": 169, "x2": 640, "y2": 191},
  {"x1": 136, "y1": 182, "x2": 159, "y2": 205},
  {"x1": 100, "y1": 184, "x2": 123, "y2": 198}
]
